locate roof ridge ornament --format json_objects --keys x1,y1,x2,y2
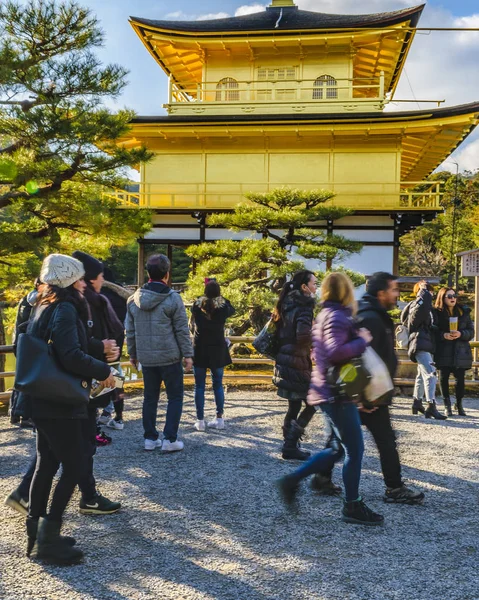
[{"x1": 268, "y1": 0, "x2": 296, "y2": 7}]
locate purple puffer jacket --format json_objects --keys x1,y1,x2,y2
[{"x1": 308, "y1": 301, "x2": 367, "y2": 405}]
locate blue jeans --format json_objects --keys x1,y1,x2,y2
[
  {"x1": 194, "y1": 367, "x2": 225, "y2": 420},
  {"x1": 414, "y1": 351, "x2": 437, "y2": 403},
  {"x1": 142, "y1": 363, "x2": 184, "y2": 442},
  {"x1": 291, "y1": 402, "x2": 364, "y2": 502}
]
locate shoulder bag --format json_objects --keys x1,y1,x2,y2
[{"x1": 14, "y1": 306, "x2": 90, "y2": 406}]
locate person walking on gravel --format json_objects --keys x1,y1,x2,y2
[
  {"x1": 402, "y1": 281, "x2": 446, "y2": 420},
  {"x1": 272, "y1": 271, "x2": 318, "y2": 460},
  {"x1": 311, "y1": 272, "x2": 425, "y2": 506},
  {"x1": 191, "y1": 280, "x2": 235, "y2": 431},
  {"x1": 277, "y1": 272, "x2": 384, "y2": 526},
  {"x1": 126, "y1": 254, "x2": 193, "y2": 452},
  {"x1": 434, "y1": 287, "x2": 473, "y2": 417}
]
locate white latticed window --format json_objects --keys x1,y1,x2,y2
[
  {"x1": 216, "y1": 77, "x2": 240, "y2": 101},
  {"x1": 313, "y1": 75, "x2": 338, "y2": 100}
]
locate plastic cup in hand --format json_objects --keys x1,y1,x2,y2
[{"x1": 449, "y1": 317, "x2": 458, "y2": 332}]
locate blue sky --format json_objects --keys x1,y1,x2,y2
[{"x1": 86, "y1": 0, "x2": 479, "y2": 171}]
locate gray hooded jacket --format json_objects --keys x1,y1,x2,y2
[{"x1": 125, "y1": 285, "x2": 193, "y2": 367}]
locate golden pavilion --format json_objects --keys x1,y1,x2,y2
[{"x1": 118, "y1": 0, "x2": 479, "y2": 278}]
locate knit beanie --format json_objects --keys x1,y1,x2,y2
[
  {"x1": 40, "y1": 254, "x2": 85, "y2": 289},
  {"x1": 72, "y1": 251, "x2": 103, "y2": 282}
]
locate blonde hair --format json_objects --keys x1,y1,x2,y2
[{"x1": 321, "y1": 272, "x2": 357, "y2": 314}]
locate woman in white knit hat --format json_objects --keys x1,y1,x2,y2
[{"x1": 24, "y1": 254, "x2": 115, "y2": 566}]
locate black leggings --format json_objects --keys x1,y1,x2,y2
[
  {"x1": 29, "y1": 418, "x2": 86, "y2": 522},
  {"x1": 439, "y1": 367, "x2": 466, "y2": 401},
  {"x1": 284, "y1": 399, "x2": 316, "y2": 429}
]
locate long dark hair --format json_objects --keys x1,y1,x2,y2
[
  {"x1": 36, "y1": 283, "x2": 89, "y2": 322},
  {"x1": 202, "y1": 280, "x2": 222, "y2": 317},
  {"x1": 271, "y1": 270, "x2": 314, "y2": 323}
]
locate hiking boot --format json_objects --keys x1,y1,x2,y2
[
  {"x1": 384, "y1": 485, "x2": 425, "y2": 505},
  {"x1": 282, "y1": 420, "x2": 311, "y2": 461},
  {"x1": 26, "y1": 516, "x2": 76, "y2": 557},
  {"x1": 79, "y1": 492, "x2": 121, "y2": 515},
  {"x1": 276, "y1": 475, "x2": 299, "y2": 510},
  {"x1": 411, "y1": 398, "x2": 425, "y2": 415},
  {"x1": 425, "y1": 402, "x2": 447, "y2": 420},
  {"x1": 443, "y1": 397, "x2": 453, "y2": 417},
  {"x1": 342, "y1": 498, "x2": 384, "y2": 526},
  {"x1": 310, "y1": 474, "x2": 342, "y2": 496},
  {"x1": 33, "y1": 518, "x2": 83, "y2": 565},
  {"x1": 454, "y1": 398, "x2": 467, "y2": 416},
  {"x1": 4, "y1": 489, "x2": 29, "y2": 516}
]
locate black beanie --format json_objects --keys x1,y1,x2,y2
[{"x1": 72, "y1": 251, "x2": 103, "y2": 282}]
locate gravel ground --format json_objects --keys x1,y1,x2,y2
[{"x1": 0, "y1": 390, "x2": 478, "y2": 600}]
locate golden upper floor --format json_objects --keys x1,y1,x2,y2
[{"x1": 130, "y1": 2, "x2": 424, "y2": 116}]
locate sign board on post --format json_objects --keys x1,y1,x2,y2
[{"x1": 457, "y1": 249, "x2": 479, "y2": 366}]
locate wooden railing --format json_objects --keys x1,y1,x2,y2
[
  {"x1": 3, "y1": 338, "x2": 479, "y2": 403},
  {"x1": 167, "y1": 74, "x2": 385, "y2": 105},
  {"x1": 106, "y1": 181, "x2": 442, "y2": 211}
]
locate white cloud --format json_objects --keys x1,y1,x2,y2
[
  {"x1": 454, "y1": 14, "x2": 479, "y2": 46},
  {"x1": 235, "y1": 4, "x2": 267, "y2": 16},
  {"x1": 197, "y1": 12, "x2": 230, "y2": 21},
  {"x1": 164, "y1": 11, "x2": 189, "y2": 19}
]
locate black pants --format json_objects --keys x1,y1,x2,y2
[
  {"x1": 439, "y1": 367, "x2": 465, "y2": 401},
  {"x1": 284, "y1": 399, "x2": 316, "y2": 430},
  {"x1": 29, "y1": 418, "x2": 86, "y2": 521},
  {"x1": 20, "y1": 411, "x2": 97, "y2": 505},
  {"x1": 321, "y1": 405, "x2": 402, "y2": 490}
]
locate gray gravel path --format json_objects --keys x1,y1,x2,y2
[{"x1": 0, "y1": 391, "x2": 478, "y2": 600}]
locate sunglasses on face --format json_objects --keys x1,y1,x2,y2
[{"x1": 446, "y1": 294, "x2": 456, "y2": 300}]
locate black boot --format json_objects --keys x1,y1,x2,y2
[
  {"x1": 310, "y1": 474, "x2": 342, "y2": 496},
  {"x1": 411, "y1": 398, "x2": 425, "y2": 415},
  {"x1": 281, "y1": 421, "x2": 311, "y2": 461},
  {"x1": 276, "y1": 475, "x2": 299, "y2": 510},
  {"x1": 34, "y1": 518, "x2": 83, "y2": 565},
  {"x1": 342, "y1": 497, "x2": 384, "y2": 526},
  {"x1": 26, "y1": 516, "x2": 76, "y2": 557},
  {"x1": 425, "y1": 401, "x2": 447, "y2": 420},
  {"x1": 454, "y1": 398, "x2": 467, "y2": 416},
  {"x1": 443, "y1": 397, "x2": 453, "y2": 417}
]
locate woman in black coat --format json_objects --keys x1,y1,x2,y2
[
  {"x1": 191, "y1": 281, "x2": 235, "y2": 431},
  {"x1": 25, "y1": 254, "x2": 114, "y2": 565},
  {"x1": 434, "y1": 287, "x2": 473, "y2": 416},
  {"x1": 272, "y1": 270, "x2": 317, "y2": 460}
]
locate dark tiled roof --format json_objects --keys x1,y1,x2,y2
[
  {"x1": 131, "y1": 102, "x2": 479, "y2": 125},
  {"x1": 131, "y1": 5, "x2": 424, "y2": 34}
]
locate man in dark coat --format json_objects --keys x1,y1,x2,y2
[{"x1": 313, "y1": 272, "x2": 425, "y2": 505}]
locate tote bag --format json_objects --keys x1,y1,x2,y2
[
  {"x1": 14, "y1": 308, "x2": 90, "y2": 406},
  {"x1": 252, "y1": 318, "x2": 279, "y2": 360},
  {"x1": 362, "y1": 346, "x2": 394, "y2": 407}
]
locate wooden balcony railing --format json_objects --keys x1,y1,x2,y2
[
  {"x1": 105, "y1": 181, "x2": 442, "y2": 211},
  {"x1": 167, "y1": 74, "x2": 385, "y2": 106}
]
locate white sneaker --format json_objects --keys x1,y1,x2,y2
[
  {"x1": 98, "y1": 414, "x2": 110, "y2": 425},
  {"x1": 144, "y1": 438, "x2": 163, "y2": 451},
  {"x1": 194, "y1": 420, "x2": 206, "y2": 432},
  {"x1": 207, "y1": 417, "x2": 225, "y2": 430},
  {"x1": 161, "y1": 439, "x2": 184, "y2": 452},
  {"x1": 107, "y1": 418, "x2": 124, "y2": 430}
]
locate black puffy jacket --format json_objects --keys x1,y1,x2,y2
[
  {"x1": 24, "y1": 300, "x2": 110, "y2": 420},
  {"x1": 192, "y1": 296, "x2": 235, "y2": 369},
  {"x1": 434, "y1": 306, "x2": 473, "y2": 369},
  {"x1": 273, "y1": 290, "x2": 315, "y2": 395},
  {"x1": 401, "y1": 289, "x2": 436, "y2": 362}
]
